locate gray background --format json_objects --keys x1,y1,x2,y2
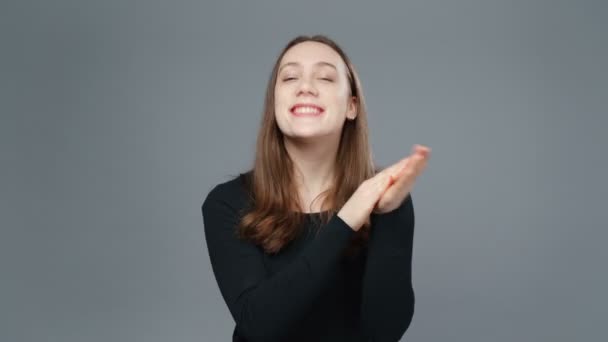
[{"x1": 1, "y1": 0, "x2": 606, "y2": 341}]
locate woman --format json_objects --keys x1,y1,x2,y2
[{"x1": 202, "y1": 34, "x2": 430, "y2": 342}]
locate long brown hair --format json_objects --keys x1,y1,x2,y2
[{"x1": 237, "y1": 35, "x2": 377, "y2": 257}]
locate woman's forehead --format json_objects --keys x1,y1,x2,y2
[{"x1": 279, "y1": 42, "x2": 344, "y2": 70}]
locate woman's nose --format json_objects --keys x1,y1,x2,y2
[{"x1": 296, "y1": 77, "x2": 318, "y2": 96}]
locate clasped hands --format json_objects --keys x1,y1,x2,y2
[
  {"x1": 337, "y1": 144, "x2": 430, "y2": 231},
  {"x1": 373, "y1": 144, "x2": 431, "y2": 214}
]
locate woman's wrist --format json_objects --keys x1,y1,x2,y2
[{"x1": 337, "y1": 209, "x2": 361, "y2": 231}]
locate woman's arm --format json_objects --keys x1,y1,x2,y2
[
  {"x1": 202, "y1": 183, "x2": 354, "y2": 342},
  {"x1": 360, "y1": 193, "x2": 416, "y2": 342}
]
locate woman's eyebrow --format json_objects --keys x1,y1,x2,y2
[{"x1": 278, "y1": 61, "x2": 337, "y2": 73}]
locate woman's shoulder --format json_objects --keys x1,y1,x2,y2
[{"x1": 202, "y1": 170, "x2": 253, "y2": 210}]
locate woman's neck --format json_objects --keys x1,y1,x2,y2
[{"x1": 284, "y1": 135, "x2": 340, "y2": 210}]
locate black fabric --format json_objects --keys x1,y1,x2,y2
[{"x1": 202, "y1": 172, "x2": 416, "y2": 342}]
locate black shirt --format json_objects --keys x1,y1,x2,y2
[{"x1": 202, "y1": 172, "x2": 416, "y2": 341}]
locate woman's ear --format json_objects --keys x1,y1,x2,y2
[{"x1": 347, "y1": 96, "x2": 357, "y2": 120}]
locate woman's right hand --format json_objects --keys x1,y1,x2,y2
[{"x1": 337, "y1": 157, "x2": 409, "y2": 231}]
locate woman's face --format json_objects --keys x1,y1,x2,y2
[{"x1": 274, "y1": 41, "x2": 356, "y2": 142}]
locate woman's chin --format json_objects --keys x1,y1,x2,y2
[
  {"x1": 285, "y1": 131, "x2": 324, "y2": 142},
  {"x1": 285, "y1": 130, "x2": 340, "y2": 145}
]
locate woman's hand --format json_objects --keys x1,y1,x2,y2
[
  {"x1": 337, "y1": 171, "x2": 394, "y2": 231},
  {"x1": 374, "y1": 144, "x2": 431, "y2": 214},
  {"x1": 337, "y1": 144, "x2": 430, "y2": 230}
]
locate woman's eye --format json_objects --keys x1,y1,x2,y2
[{"x1": 281, "y1": 76, "x2": 333, "y2": 82}]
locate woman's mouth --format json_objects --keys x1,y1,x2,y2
[{"x1": 290, "y1": 104, "x2": 325, "y2": 117}]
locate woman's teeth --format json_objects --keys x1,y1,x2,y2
[{"x1": 292, "y1": 107, "x2": 322, "y2": 115}]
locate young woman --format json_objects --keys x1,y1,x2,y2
[{"x1": 202, "y1": 34, "x2": 430, "y2": 342}]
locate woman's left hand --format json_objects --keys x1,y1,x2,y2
[{"x1": 374, "y1": 144, "x2": 431, "y2": 214}]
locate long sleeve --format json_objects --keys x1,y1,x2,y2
[
  {"x1": 201, "y1": 183, "x2": 355, "y2": 342},
  {"x1": 360, "y1": 193, "x2": 416, "y2": 342}
]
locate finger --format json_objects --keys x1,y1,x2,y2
[
  {"x1": 372, "y1": 172, "x2": 392, "y2": 189},
  {"x1": 389, "y1": 156, "x2": 409, "y2": 174},
  {"x1": 408, "y1": 155, "x2": 427, "y2": 178},
  {"x1": 394, "y1": 166, "x2": 414, "y2": 188},
  {"x1": 388, "y1": 173, "x2": 396, "y2": 186},
  {"x1": 389, "y1": 150, "x2": 429, "y2": 191},
  {"x1": 375, "y1": 173, "x2": 393, "y2": 197},
  {"x1": 395, "y1": 156, "x2": 422, "y2": 185},
  {"x1": 413, "y1": 145, "x2": 431, "y2": 159},
  {"x1": 415, "y1": 154, "x2": 428, "y2": 174},
  {"x1": 399, "y1": 155, "x2": 417, "y2": 175},
  {"x1": 393, "y1": 157, "x2": 410, "y2": 176},
  {"x1": 381, "y1": 151, "x2": 424, "y2": 181},
  {"x1": 376, "y1": 157, "x2": 409, "y2": 180},
  {"x1": 413, "y1": 144, "x2": 431, "y2": 154},
  {"x1": 383, "y1": 172, "x2": 413, "y2": 206}
]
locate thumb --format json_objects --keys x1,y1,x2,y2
[
  {"x1": 378, "y1": 173, "x2": 393, "y2": 195},
  {"x1": 388, "y1": 173, "x2": 395, "y2": 186},
  {"x1": 373, "y1": 176, "x2": 392, "y2": 213}
]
